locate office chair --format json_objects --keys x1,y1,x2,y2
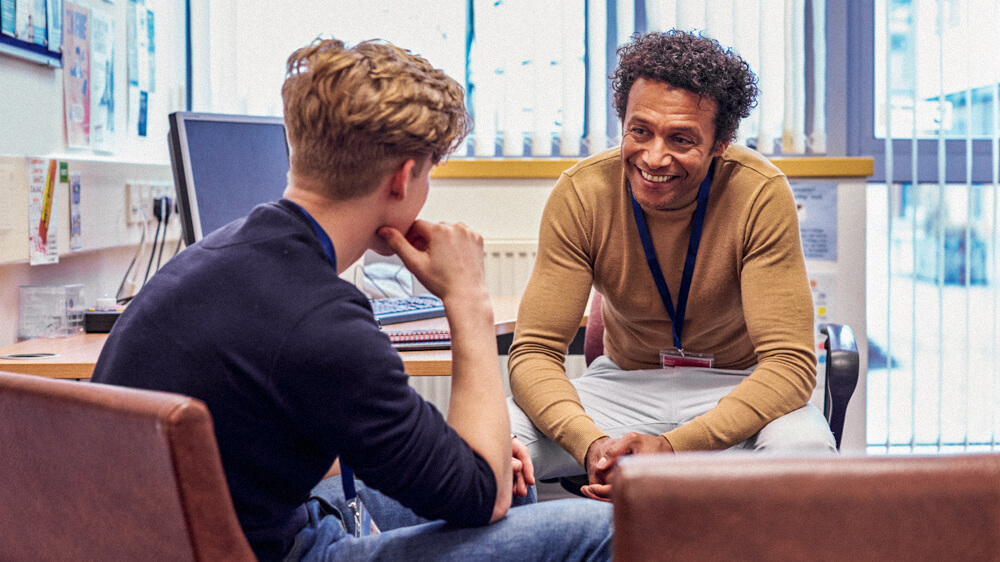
[
  {"x1": 558, "y1": 292, "x2": 860, "y2": 496},
  {"x1": 0, "y1": 370, "x2": 255, "y2": 562}
]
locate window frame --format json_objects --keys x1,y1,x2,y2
[{"x1": 845, "y1": 0, "x2": 997, "y2": 183}]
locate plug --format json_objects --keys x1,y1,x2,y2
[{"x1": 152, "y1": 196, "x2": 172, "y2": 222}]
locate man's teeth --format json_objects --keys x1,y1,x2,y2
[{"x1": 640, "y1": 170, "x2": 673, "y2": 182}]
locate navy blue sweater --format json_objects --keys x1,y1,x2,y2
[{"x1": 92, "y1": 200, "x2": 496, "y2": 561}]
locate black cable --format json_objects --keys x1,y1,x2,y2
[
  {"x1": 172, "y1": 200, "x2": 185, "y2": 257},
  {"x1": 143, "y1": 203, "x2": 164, "y2": 286},
  {"x1": 116, "y1": 208, "x2": 149, "y2": 303},
  {"x1": 156, "y1": 197, "x2": 172, "y2": 270}
]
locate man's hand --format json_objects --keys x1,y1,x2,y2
[
  {"x1": 381, "y1": 218, "x2": 511, "y2": 522},
  {"x1": 511, "y1": 436, "x2": 535, "y2": 498},
  {"x1": 581, "y1": 433, "x2": 674, "y2": 502},
  {"x1": 378, "y1": 220, "x2": 487, "y2": 304}
]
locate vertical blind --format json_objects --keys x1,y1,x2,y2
[
  {"x1": 468, "y1": 0, "x2": 826, "y2": 156},
  {"x1": 200, "y1": 0, "x2": 824, "y2": 158},
  {"x1": 867, "y1": 0, "x2": 1000, "y2": 453}
]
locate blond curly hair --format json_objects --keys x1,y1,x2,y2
[{"x1": 282, "y1": 38, "x2": 471, "y2": 200}]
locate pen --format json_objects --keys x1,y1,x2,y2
[{"x1": 38, "y1": 159, "x2": 56, "y2": 247}]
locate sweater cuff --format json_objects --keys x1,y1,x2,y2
[
  {"x1": 662, "y1": 422, "x2": 717, "y2": 452},
  {"x1": 565, "y1": 424, "x2": 612, "y2": 467}
]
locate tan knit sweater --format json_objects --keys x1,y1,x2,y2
[{"x1": 508, "y1": 145, "x2": 817, "y2": 466}]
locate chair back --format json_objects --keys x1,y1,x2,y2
[
  {"x1": 0, "y1": 370, "x2": 255, "y2": 562},
  {"x1": 614, "y1": 452, "x2": 1000, "y2": 561}
]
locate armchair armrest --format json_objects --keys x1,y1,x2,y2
[{"x1": 613, "y1": 452, "x2": 1000, "y2": 561}]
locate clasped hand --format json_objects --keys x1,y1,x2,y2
[
  {"x1": 581, "y1": 432, "x2": 673, "y2": 502},
  {"x1": 511, "y1": 436, "x2": 535, "y2": 498}
]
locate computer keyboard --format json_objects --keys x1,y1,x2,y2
[{"x1": 370, "y1": 294, "x2": 446, "y2": 325}]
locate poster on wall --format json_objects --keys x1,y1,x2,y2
[
  {"x1": 63, "y1": 2, "x2": 90, "y2": 148},
  {"x1": 146, "y1": 8, "x2": 154, "y2": 92},
  {"x1": 89, "y1": 10, "x2": 114, "y2": 152},
  {"x1": 46, "y1": 0, "x2": 62, "y2": 52},
  {"x1": 808, "y1": 271, "x2": 837, "y2": 370},
  {"x1": 127, "y1": 0, "x2": 151, "y2": 137},
  {"x1": 14, "y1": 0, "x2": 34, "y2": 42},
  {"x1": 14, "y1": 0, "x2": 46, "y2": 45},
  {"x1": 126, "y1": 0, "x2": 140, "y2": 86},
  {"x1": 69, "y1": 169, "x2": 82, "y2": 251},
  {"x1": 792, "y1": 181, "x2": 838, "y2": 261},
  {"x1": 29, "y1": 0, "x2": 44, "y2": 45},
  {"x1": 28, "y1": 158, "x2": 58, "y2": 265},
  {"x1": 1, "y1": 0, "x2": 15, "y2": 37}
]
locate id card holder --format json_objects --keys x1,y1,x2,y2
[
  {"x1": 661, "y1": 349, "x2": 714, "y2": 368},
  {"x1": 348, "y1": 497, "x2": 380, "y2": 538}
]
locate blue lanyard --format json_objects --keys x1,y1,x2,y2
[
  {"x1": 288, "y1": 199, "x2": 338, "y2": 272},
  {"x1": 287, "y1": 200, "x2": 359, "y2": 501},
  {"x1": 628, "y1": 164, "x2": 713, "y2": 352}
]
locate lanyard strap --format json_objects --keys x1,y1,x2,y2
[
  {"x1": 628, "y1": 164, "x2": 713, "y2": 351},
  {"x1": 287, "y1": 200, "x2": 358, "y2": 501},
  {"x1": 288, "y1": 199, "x2": 338, "y2": 271},
  {"x1": 340, "y1": 465, "x2": 358, "y2": 502}
]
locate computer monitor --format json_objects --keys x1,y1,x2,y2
[{"x1": 168, "y1": 112, "x2": 290, "y2": 246}]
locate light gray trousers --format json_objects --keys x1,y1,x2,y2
[{"x1": 507, "y1": 355, "x2": 838, "y2": 480}]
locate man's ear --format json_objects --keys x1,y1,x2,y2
[
  {"x1": 711, "y1": 140, "x2": 730, "y2": 157},
  {"x1": 387, "y1": 159, "x2": 417, "y2": 201}
]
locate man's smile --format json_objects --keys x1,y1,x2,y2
[{"x1": 639, "y1": 169, "x2": 678, "y2": 183}]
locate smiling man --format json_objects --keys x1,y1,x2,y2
[{"x1": 507, "y1": 30, "x2": 838, "y2": 501}]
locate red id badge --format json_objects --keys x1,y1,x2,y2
[{"x1": 660, "y1": 349, "x2": 714, "y2": 368}]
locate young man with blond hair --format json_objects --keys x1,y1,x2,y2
[{"x1": 94, "y1": 38, "x2": 611, "y2": 561}]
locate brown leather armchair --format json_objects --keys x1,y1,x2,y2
[
  {"x1": 0, "y1": 370, "x2": 255, "y2": 561},
  {"x1": 613, "y1": 452, "x2": 1000, "y2": 561}
]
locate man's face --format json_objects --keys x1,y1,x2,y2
[
  {"x1": 621, "y1": 78, "x2": 728, "y2": 212},
  {"x1": 370, "y1": 157, "x2": 432, "y2": 256},
  {"x1": 395, "y1": 158, "x2": 432, "y2": 231}
]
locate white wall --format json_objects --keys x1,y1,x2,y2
[{"x1": 0, "y1": 0, "x2": 183, "y2": 345}]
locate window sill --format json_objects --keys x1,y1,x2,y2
[{"x1": 431, "y1": 157, "x2": 874, "y2": 179}]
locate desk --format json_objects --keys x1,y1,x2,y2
[{"x1": 0, "y1": 296, "x2": 583, "y2": 379}]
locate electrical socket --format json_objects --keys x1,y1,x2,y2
[
  {"x1": 125, "y1": 182, "x2": 152, "y2": 225},
  {"x1": 150, "y1": 182, "x2": 175, "y2": 201}
]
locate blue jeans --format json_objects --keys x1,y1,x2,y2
[{"x1": 285, "y1": 477, "x2": 613, "y2": 561}]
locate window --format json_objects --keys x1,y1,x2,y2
[
  {"x1": 852, "y1": 0, "x2": 1000, "y2": 452},
  {"x1": 191, "y1": 0, "x2": 824, "y2": 158}
]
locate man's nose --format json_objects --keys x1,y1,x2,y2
[{"x1": 644, "y1": 141, "x2": 673, "y2": 169}]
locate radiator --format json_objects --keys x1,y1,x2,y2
[
  {"x1": 483, "y1": 239, "x2": 538, "y2": 297},
  {"x1": 410, "y1": 239, "x2": 538, "y2": 412}
]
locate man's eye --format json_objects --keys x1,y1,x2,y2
[{"x1": 630, "y1": 127, "x2": 647, "y2": 136}]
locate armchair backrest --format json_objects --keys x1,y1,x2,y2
[
  {"x1": 614, "y1": 452, "x2": 1000, "y2": 561},
  {"x1": 0, "y1": 370, "x2": 255, "y2": 562}
]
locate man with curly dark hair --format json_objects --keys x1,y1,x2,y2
[{"x1": 508, "y1": 30, "x2": 837, "y2": 501}]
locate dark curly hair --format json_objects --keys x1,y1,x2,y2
[{"x1": 612, "y1": 30, "x2": 758, "y2": 144}]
